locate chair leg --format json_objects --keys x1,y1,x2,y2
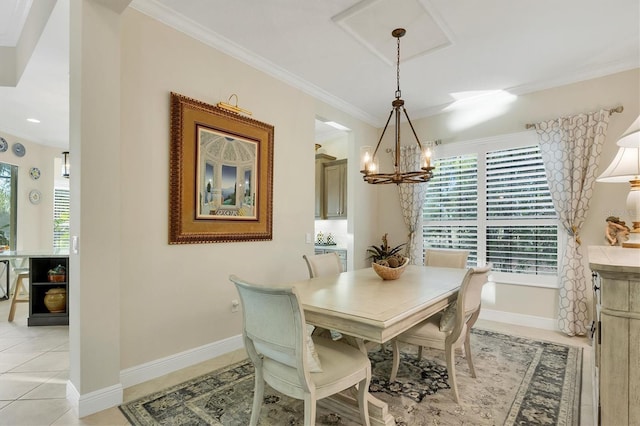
[
  {"x1": 464, "y1": 336, "x2": 476, "y2": 378},
  {"x1": 445, "y1": 344, "x2": 460, "y2": 403},
  {"x1": 249, "y1": 369, "x2": 264, "y2": 426},
  {"x1": 357, "y1": 376, "x2": 371, "y2": 426},
  {"x1": 390, "y1": 339, "x2": 400, "y2": 382},
  {"x1": 417, "y1": 345, "x2": 423, "y2": 360},
  {"x1": 303, "y1": 393, "x2": 316, "y2": 426},
  {"x1": 8, "y1": 274, "x2": 28, "y2": 322}
]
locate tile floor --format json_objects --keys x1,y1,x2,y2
[{"x1": 0, "y1": 297, "x2": 594, "y2": 425}]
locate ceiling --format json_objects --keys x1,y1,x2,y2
[{"x1": 0, "y1": 0, "x2": 638, "y2": 148}]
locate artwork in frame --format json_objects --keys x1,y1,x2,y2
[{"x1": 169, "y1": 92, "x2": 274, "y2": 243}]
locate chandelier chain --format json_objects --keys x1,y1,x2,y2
[{"x1": 396, "y1": 35, "x2": 401, "y2": 97}]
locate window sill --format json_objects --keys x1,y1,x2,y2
[{"x1": 490, "y1": 271, "x2": 559, "y2": 289}]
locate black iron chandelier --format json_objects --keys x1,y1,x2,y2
[{"x1": 360, "y1": 28, "x2": 435, "y2": 185}]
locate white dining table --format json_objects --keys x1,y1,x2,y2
[{"x1": 288, "y1": 264, "x2": 468, "y2": 426}]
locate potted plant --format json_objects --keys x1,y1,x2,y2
[
  {"x1": 367, "y1": 234, "x2": 409, "y2": 280},
  {"x1": 48, "y1": 264, "x2": 66, "y2": 283}
]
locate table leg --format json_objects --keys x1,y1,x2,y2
[{"x1": 319, "y1": 335, "x2": 395, "y2": 426}]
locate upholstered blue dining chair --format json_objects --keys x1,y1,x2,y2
[
  {"x1": 389, "y1": 264, "x2": 492, "y2": 403},
  {"x1": 229, "y1": 275, "x2": 371, "y2": 426}
]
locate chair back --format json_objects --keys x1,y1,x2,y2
[
  {"x1": 452, "y1": 264, "x2": 492, "y2": 336},
  {"x1": 425, "y1": 248, "x2": 469, "y2": 268},
  {"x1": 229, "y1": 275, "x2": 308, "y2": 374},
  {"x1": 303, "y1": 252, "x2": 342, "y2": 278}
]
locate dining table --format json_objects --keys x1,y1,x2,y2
[{"x1": 289, "y1": 264, "x2": 469, "y2": 426}]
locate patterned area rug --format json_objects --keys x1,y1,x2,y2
[{"x1": 120, "y1": 329, "x2": 582, "y2": 425}]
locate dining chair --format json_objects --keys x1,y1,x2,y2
[
  {"x1": 302, "y1": 253, "x2": 344, "y2": 340},
  {"x1": 389, "y1": 264, "x2": 492, "y2": 403},
  {"x1": 229, "y1": 274, "x2": 371, "y2": 426},
  {"x1": 302, "y1": 252, "x2": 342, "y2": 278},
  {"x1": 424, "y1": 248, "x2": 469, "y2": 268},
  {"x1": 8, "y1": 259, "x2": 30, "y2": 322}
]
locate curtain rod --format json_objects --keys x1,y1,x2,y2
[{"x1": 525, "y1": 105, "x2": 624, "y2": 129}]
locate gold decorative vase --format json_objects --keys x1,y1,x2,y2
[{"x1": 44, "y1": 288, "x2": 66, "y2": 313}]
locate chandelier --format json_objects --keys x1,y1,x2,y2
[{"x1": 360, "y1": 28, "x2": 435, "y2": 185}]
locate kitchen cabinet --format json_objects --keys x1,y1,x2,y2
[
  {"x1": 29, "y1": 256, "x2": 69, "y2": 326},
  {"x1": 323, "y1": 159, "x2": 347, "y2": 219},
  {"x1": 315, "y1": 154, "x2": 336, "y2": 218},
  {"x1": 588, "y1": 246, "x2": 640, "y2": 425}
]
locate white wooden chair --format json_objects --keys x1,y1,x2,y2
[
  {"x1": 303, "y1": 252, "x2": 342, "y2": 278},
  {"x1": 389, "y1": 264, "x2": 492, "y2": 403},
  {"x1": 8, "y1": 259, "x2": 30, "y2": 322},
  {"x1": 229, "y1": 275, "x2": 371, "y2": 426},
  {"x1": 424, "y1": 248, "x2": 469, "y2": 268}
]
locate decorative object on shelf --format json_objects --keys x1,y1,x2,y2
[
  {"x1": 28, "y1": 189, "x2": 41, "y2": 205},
  {"x1": 360, "y1": 28, "x2": 435, "y2": 185},
  {"x1": 597, "y1": 116, "x2": 640, "y2": 248},
  {"x1": 29, "y1": 167, "x2": 41, "y2": 180},
  {"x1": 44, "y1": 287, "x2": 66, "y2": 313},
  {"x1": 316, "y1": 231, "x2": 324, "y2": 245},
  {"x1": 315, "y1": 143, "x2": 321, "y2": 152},
  {"x1": 47, "y1": 264, "x2": 66, "y2": 282},
  {"x1": 326, "y1": 233, "x2": 335, "y2": 245},
  {"x1": 367, "y1": 233, "x2": 409, "y2": 280},
  {"x1": 12, "y1": 142, "x2": 25, "y2": 157},
  {"x1": 0, "y1": 137, "x2": 7, "y2": 152},
  {"x1": 62, "y1": 151, "x2": 70, "y2": 178},
  {"x1": 604, "y1": 216, "x2": 630, "y2": 246}
]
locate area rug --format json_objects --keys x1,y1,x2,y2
[{"x1": 119, "y1": 329, "x2": 582, "y2": 425}]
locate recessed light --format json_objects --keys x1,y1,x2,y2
[{"x1": 27, "y1": 118, "x2": 40, "y2": 123}]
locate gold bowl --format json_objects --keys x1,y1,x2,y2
[{"x1": 372, "y1": 257, "x2": 409, "y2": 280}]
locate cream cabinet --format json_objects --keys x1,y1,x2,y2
[
  {"x1": 588, "y1": 246, "x2": 640, "y2": 426},
  {"x1": 323, "y1": 159, "x2": 347, "y2": 219}
]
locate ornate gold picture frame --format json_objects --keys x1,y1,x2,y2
[{"x1": 169, "y1": 92, "x2": 274, "y2": 244}]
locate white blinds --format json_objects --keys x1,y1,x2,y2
[
  {"x1": 423, "y1": 145, "x2": 558, "y2": 276},
  {"x1": 53, "y1": 188, "x2": 70, "y2": 250}
]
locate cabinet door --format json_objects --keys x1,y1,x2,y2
[{"x1": 324, "y1": 160, "x2": 347, "y2": 219}]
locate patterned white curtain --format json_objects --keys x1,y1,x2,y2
[
  {"x1": 533, "y1": 109, "x2": 610, "y2": 336},
  {"x1": 397, "y1": 146, "x2": 429, "y2": 264}
]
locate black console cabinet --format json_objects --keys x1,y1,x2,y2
[{"x1": 28, "y1": 256, "x2": 69, "y2": 326}]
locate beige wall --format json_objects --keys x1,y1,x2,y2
[
  {"x1": 0, "y1": 130, "x2": 62, "y2": 251},
  {"x1": 117, "y1": 9, "x2": 379, "y2": 369},
  {"x1": 68, "y1": 0, "x2": 638, "y2": 413},
  {"x1": 378, "y1": 68, "x2": 640, "y2": 320}
]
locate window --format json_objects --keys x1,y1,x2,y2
[
  {"x1": 0, "y1": 162, "x2": 18, "y2": 249},
  {"x1": 53, "y1": 188, "x2": 70, "y2": 250},
  {"x1": 423, "y1": 132, "x2": 559, "y2": 287}
]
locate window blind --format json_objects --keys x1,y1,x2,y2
[{"x1": 53, "y1": 189, "x2": 70, "y2": 250}]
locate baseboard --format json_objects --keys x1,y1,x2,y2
[
  {"x1": 65, "y1": 334, "x2": 243, "y2": 418},
  {"x1": 479, "y1": 308, "x2": 558, "y2": 331},
  {"x1": 120, "y1": 334, "x2": 244, "y2": 388},
  {"x1": 66, "y1": 380, "x2": 123, "y2": 418}
]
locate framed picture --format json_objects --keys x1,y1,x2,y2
[{"x1": 169, "y1": 92, "x2": 274, "y2": 243}]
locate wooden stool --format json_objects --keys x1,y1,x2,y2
[{"x1": 8, "y1": 272, "x2": 29, "y2": 322}]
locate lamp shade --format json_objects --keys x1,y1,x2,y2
[{"x1": 597, "y1": 117, "x2": 640, "y2": 183}]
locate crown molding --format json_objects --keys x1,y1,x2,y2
[{"x1": 129, "y1": 0, "x2": 381, "y2": 127}]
